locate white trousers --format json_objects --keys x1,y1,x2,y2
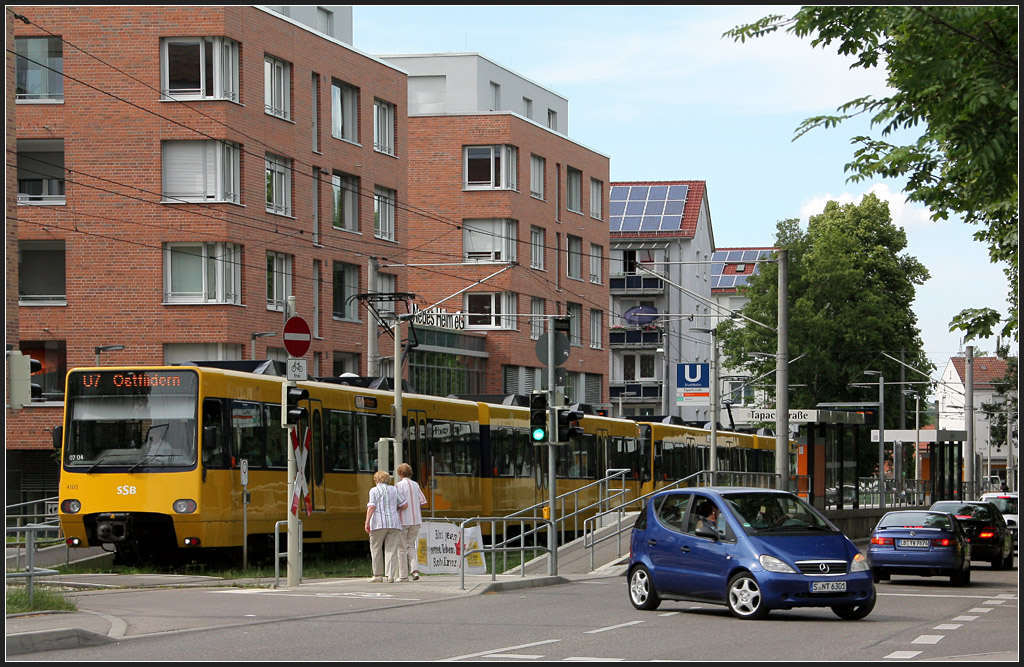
[
  {"x1": 368, "y1": 528, "x2": 401, "y2": 579},
  {"x1": 397, "y1": 524, "x2": 421, "y2": 579}
]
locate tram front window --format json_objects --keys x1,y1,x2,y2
[{"x1": 64, "y1": 370, "x2": 198, "y2": 470}]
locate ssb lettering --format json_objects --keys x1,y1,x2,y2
[{"x1": 116, "y1": 485, "x2": 137, "y2": 495}]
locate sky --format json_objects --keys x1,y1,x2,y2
[{"x1": 351, "y1": 5, "x2": 1014, "y2": 381}]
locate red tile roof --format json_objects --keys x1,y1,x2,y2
[
  {"x1": 950, "y1": 357, "x2": 1011, "y2": 389},
  {"x1": 610, "y1": 180, "x2": 705, "y2": 239}
]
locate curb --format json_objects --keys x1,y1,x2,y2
[{"x1": 6, "y1": 627, "x2": 116, "y2": 656}]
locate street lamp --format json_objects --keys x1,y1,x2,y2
[
  {"x1": 94, "y1": 345, "x2": 125, "y2": 366},
  {"x1": 864, "y1": 370, "x2": 886, "y2": 509},
  {"x1": 691, "y1": 326, "x2": 719, "y2": 482},
  {"x1": 251, "y1": 331, "x2": 277, "y2": 360},
  {"x1": 904, "y1": 390, "x2": 921, "y2": 485}
]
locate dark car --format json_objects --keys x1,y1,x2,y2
[
  {"x1": 867, "y1": 510, "x2": 972, "y2": 585},
  {"x1": 929, "y1": 500, "x2": 1014, "y2": 569},
  {"x1": 627, "y1": 487, "x2": 875, "y2": 620}
]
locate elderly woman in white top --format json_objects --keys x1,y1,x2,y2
[
  {"x1": 395, "y1": 462, "x2": 428, "y2": 581},
  {"x1": 364, "y1": 470, "x2": 406, "y2": 583}
]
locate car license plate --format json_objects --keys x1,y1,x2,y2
[
  {"x1": 898, "y1": 539, "x2": 930, "y2": 548},
  {"x1": 811, "y1": 581, "x2": 846, "y2": 593}
]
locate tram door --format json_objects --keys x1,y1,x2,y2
[
  {"x1": 407, "y1": 409, "x2": 429, "y2": 508},
  {"x1": 309, "y1": 401, "x2": 326, "y2": 511}
]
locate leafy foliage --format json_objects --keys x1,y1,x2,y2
[
  {"x1": 717, "y1": 195, "x2": 934, "y2": 424},
  {"x1": 724, "y1": 6, "x2": 1018, "y2": 342}
]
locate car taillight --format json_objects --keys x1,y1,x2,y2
[
  {"x1": 978, "y1": 527, "x2": 995, "y2": 539},
  {"x1": 932, "y1": 538, "x2": 952, "y2": 547},
  {"x1": 871, "y1": 536, "x2": 893, "y2": 545}
]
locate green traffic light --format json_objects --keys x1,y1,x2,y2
[{"x1": 531, "y1": 427, "x2": 546, "y2": 442}]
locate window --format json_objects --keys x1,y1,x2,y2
[
  {"x1": 522, "y1": 96, "x2": 533, "y2": 118},
  {"x1": 547, "y1": 109, "x2": 557, "y2": 130},
  {"x1": 17, "y1": 139, "x2": 65, "y2": 205},
  {"x1": 530, "y1": 297, "x2": 545, "y2": 340},
  {"x1": 18, "y1": 240, "x2": 65, "y2": 304},
  {"x1": 15, "y1": 36, "x2": 63, "y2": 101},
  {"x1": 530, "y1": 226, "x2": 545, "y2": 270},
  {"x1": 164, "y1": 242, "x2": 241, "y2": 304},
  {"x1": 311, "y1": 73, "x2": 320, "y2": 152},
  {"x1": 464, "y1": 218, "x2": 516, "y2": 262},
  {"x1": 624, "y1": 353, "x2": 656, "y2": 380},
  {"x1": 332, "y1": 261, "x2": 359, "y2": 320},
  {"x1": 530, "y1": 154, "x2": 545, "y2": 199},
  {"x1": 264, "y1": 55, "x2": 290, "y2": 119},
  {"x1": 161, "y1": 37, "x2": 238, "y2": 101},
  {"x1": 590, "y1": 243, "x2": 603, "y2": 284},
  {"x1": 466, "y1": 292, "x2": 514, "y2": 329},
  {"x1": 566, "y1": 302, "x2": 582, "y2": 346},
  {"x1": 566, "y1": 167, "x2": 582, "y2": 213},
  {"x1": 317, "y1": 7, "x2": 334, "y2": 34},
  {"x1": 266, "y1": 251, "x2": 292, "y2": 311},
  {"x1": 590, "y1": 309, "x2": 603, "y2": 349},
  {"x1": 376, "y1": 273, "x2": 396, "y2": 316},
  {"x1": 567, "y1": 235, "x2": 583, "y2": 280},
  {"x1": 464, "y1": 145, "x2": 517, "y2": 190},
  {"x1": 265, "y1": 153, "x2": 292, "y2": 215},
  {"x1": 374, "y1": 99, "x2": 395, "y2": 155},
  {"x1": 374, "y1": 186, "x2": 396, "y2": 241},
  {"x1": 489, "y1": 81, "x2": 501, "y2": 110},
  {"x1": 19, "y1": 340, "x2": 67, "y2": 401},
  {"x1": 162, "y1": 140, "x2": 240, "y2": 203},
  {"x1": 332, "y1": 172, "x2": 359, "y2": 231},
  {"x1": 331, "y1": 80, "x2": 358, "y2": 143},
  {"x1": 590, "y1": 178, "x2": 603, "y2": 219}
]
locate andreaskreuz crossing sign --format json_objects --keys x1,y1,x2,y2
[{"x1": 282, "y1": 316, "x2": 311, "y2": 357}]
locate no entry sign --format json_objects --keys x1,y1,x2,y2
[{"x1": 283, "y1": 316, "x2": 311, "y2": 357}]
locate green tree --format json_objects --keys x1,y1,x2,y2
[
  {"x1": 718, "y1": 194, "x2": 934, "y2": 433},
  {"x1": 725, "y1": 6, "x2": 1018, "y2": 343},
  {"x1": 980, "y1": 347, "x2": 1018, "y2": 453}
]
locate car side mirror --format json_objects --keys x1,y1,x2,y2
[
  {"x1": 695, "y1": 525, "x2": 719, "y2": 541},
  {"x1": 52, "y1": 425, "x2": 63, "y2": 451}
]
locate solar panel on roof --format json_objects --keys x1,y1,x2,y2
[
  {"x1": 609, "y1": 184, "x2": 689, "y2": 233},
  {"x1": 727, "y1": 250, "x2": 743, "y2": 261},
  {"x1": 712, "y1": 251, "x2": 727, "y2": 261},
  {"x1": 743, "y1": 250, "x2": 761, "y2": 261},
  {"x1": 719, "y1": 276, "x2": 736, "y2": 288},
  {"x1": 712, "y1": 262, "x2": 724, "y2": 275},
  {"x1": 735, "y1": 275, "x2": 749, "y2": 287}
]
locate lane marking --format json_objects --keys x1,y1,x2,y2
[
  {"x1": 482, "y1": 654, "x2": 544, "y2": 660},
  {"x1": 885, "y1": 651, "x2": 922, "y2": 659},
  {"x1": 912, "y1": 635, "x2": 944, "y2": 645},
  {"x1": 983, "y1": 599, "x2": 1007, "y2": 605},
  {"x1": 565, "y1": 659, "x2": 625, "y2": 662},
  {"x1": 658, "y1": 612, "x2": 680, "y2": 617},
  {"x1": 968, "y1": 607, "x2": 993, "y2": 613},
  {"x1": 933, "y1": 624, "x2": 961, "y2": 630},
  {"x1": 585, "y1": 620, "x2": 645, "y2": 634},
  {"x1": 443, "y1": 639, "x2": 560, "y2": 662},
  {"x1": 953, "y1": 615, "x2": 979, "y2": 621}
]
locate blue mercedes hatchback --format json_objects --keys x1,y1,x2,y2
[{"x1": 628, "y1": 487, "x2": 875, "y2": 620}]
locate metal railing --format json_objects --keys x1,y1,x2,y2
[
  {"x1": 457, "y1": 516, "x2": 554, "y2": 590},
  {"x1": 273, "y1": 519, "x2": 302, "y2": 588},
  {"x1": 504, "y1": 468, "x2": 633, "y2": 540},
  {"x1": 5, "y1": 525, "x2": 62, "y2": 606}
]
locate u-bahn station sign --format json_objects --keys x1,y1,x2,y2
[
  {"x1": 410, "y1": 304, "x2": 467, "y2": 330},
  {"x1": 732, "y1": 408, "x2": 865, "y2": 425}
]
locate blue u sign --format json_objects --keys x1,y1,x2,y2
[{"x1": 677, "y1": 363, "x2": 709, "y2": 390}]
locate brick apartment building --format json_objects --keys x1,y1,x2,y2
[
  {"x1": 381, "y1": 54, "x2": 612, "y2": 408},
  {"x1": 6, "y1": 6, "x2": 408, "y2": 503}
]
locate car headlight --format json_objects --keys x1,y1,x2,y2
[
  {"x1": 850, "y1": 552, "x2": 870, "y2": 572},
  {"x1": 759, "y1": 554, "x2": 796, "y2": 573}
]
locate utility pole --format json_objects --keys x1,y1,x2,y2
[
  {"x1": 775, "y1": 249, "x2": 789, "y2": 491},
  {"x1": 965, "y1": 346, "x2": 975, "y2": 497}
]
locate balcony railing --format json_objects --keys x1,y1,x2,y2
[
  {"x1": 609, "y1": 328, "x2": 662, "y2": 346},
  {"x1": 609, "y1": 273, "x2": 664, "y2": 294},
  {"x1": 610, "y1": 382, "x2": 663, "y2": 400}
]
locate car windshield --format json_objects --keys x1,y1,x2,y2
[
  {"x1": 985, "y1": 497, "x2": 1018, "y2": 514},
  {"x1": 931, "y1": 502, "x2": 992, "y2": 520},
  {"x1": 877, "y1": 512, "x2": 951, "y2": 531},
  {"x1": 722, "y1": 491, "x2": 833, "y2": 532}
]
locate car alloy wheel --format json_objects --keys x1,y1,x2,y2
[
  {"x1": 628, "y1": 565, "x2": 661, "y2": 611},
  {"x1": 727, "y1": 573, "x2": 768, "y2": 620}
]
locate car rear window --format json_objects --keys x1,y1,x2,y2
[
  {"x1": 932, "y1": 503, "x2": 992, "y2": 519},
  {"x1": 878, "y1": 512, "x2": 951, "y2": 531}
]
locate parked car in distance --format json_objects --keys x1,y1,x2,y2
[
  {"x1": 929, "y1": 500, "x2": 1014, "y2": 569},
  {"x1": 627, "y1": 487, "x2": 874, "y2": 621},
  {"x1": 867, "y1": 510, "x2": 972, "y2": 585},
  {"x1": 978, "y1": 491, "x2": 1017, "y2": 551}
]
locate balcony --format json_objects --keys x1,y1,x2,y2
[
  {"x1": 609, "y1": 273, "x2": 664, "y2": 295},
  {"x1": 610, "y1": 382, "x2": 663, "y2": 401},
  {"x1": 609, "y1": 327, "x2": 662, "y2": 347}
]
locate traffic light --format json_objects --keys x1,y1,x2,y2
[
  {"x1": 529, "y1": 391, "x2": 548, "y2": 443},
  {"x1": 285, "y1": 385, "x2": 309, "y2": 425},
  {"x1": 557, "y1": 408, "x2": 584, "y2": 443}
]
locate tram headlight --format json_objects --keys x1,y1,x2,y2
[
  {"x1": 61, "y1": 499, "x2": 82, "y2": 514},
  {"x1": 172, "y1": 499, "x2": 198, "y2": 514}
]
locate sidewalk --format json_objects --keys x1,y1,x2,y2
[{"x1": 6, "y1": 526, "x2": 630, "y2": 657}]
